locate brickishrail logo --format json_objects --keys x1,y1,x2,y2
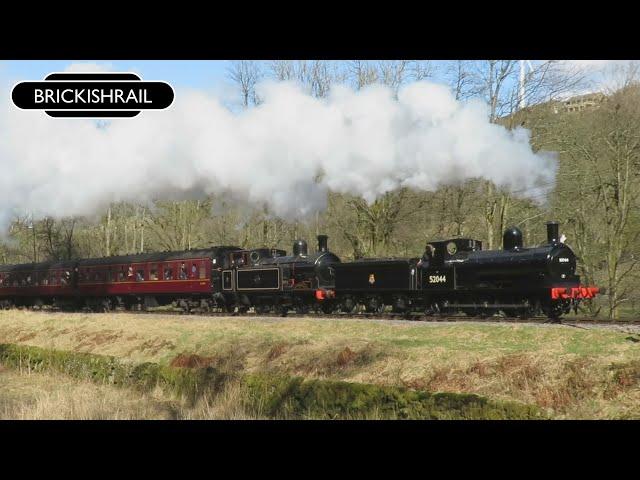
[{"x1": 11, "y1": 72, "x2": 174, "y2": 118}]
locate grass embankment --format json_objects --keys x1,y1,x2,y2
[
  {"x1": 1, "y1": 310, "x2": 639, "y2": 418},
  {"x1": 0, "y1": 344, "x2": 540, "y2": 419}
]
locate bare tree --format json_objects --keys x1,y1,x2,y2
[
  {"x1": 349, "y1": 60, "x2": 379, "y2": 90},
  {"x1": 410, "y1": 61, "x2": 435, "y2": 81},
  {"x1": 377, "y1": 60, "x2": 410, "y2": 94},
  {"x1": 444, "y1": 60, "x2": 475, "y2": 101},
  {"x1": 147, "y1": 199, "x2": 212, "y2": 251},
  {"x1": 227, "y1": 60, "x2": 263, "y2": 107}
]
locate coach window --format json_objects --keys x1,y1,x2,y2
[
  {"x1": 136, "y1": 268, "x2": 145, "y2": 282},
  {"x1": 150, "y1": 264, "x2": 158, "y2": 281},
  {"x1": 50, "y1": 273, "x2": 57, "y2": 286},
  {"x1": 199, "y1": 261, "x2": 207, "y2": 279},
  {"x1": 164, "y1": 264, "x2": 174, "y2": 280},
  {"x1": 191, "y1": 263, "x2": 197, "y2": 279}
]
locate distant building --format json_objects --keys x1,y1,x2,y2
[{"x1": 559, "y1": 92, "x2": 606, "y2": 113}]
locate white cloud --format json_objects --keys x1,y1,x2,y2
[{"x1": 63, "y1": 62, "x2": 114, "y2": 73}]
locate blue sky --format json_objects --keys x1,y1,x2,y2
[
  {"x1": 0, "y1": 60, "x2": 233, "y2": 89},
  {"x1": 0, "y1": 59, "x2": 624, "y2": 107}
]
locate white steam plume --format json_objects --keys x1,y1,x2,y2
[{"x1": 0, "y1": 79, "x2": 556, "y2": 229}]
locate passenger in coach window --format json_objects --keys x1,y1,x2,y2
[
  {"x1": 165, "y1": 268, "x2": 173, "y2": 280},
  {"x1": 180, "y1": 263, "x2": 187, "y2": 280},
  {"x1": 191, "y1": 264, "x2": 197, "y2": 278},
  {"x1": 128, "y1": 266, "x2": 134, "y2": 279}
]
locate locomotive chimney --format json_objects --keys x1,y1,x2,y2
[
  {"x1": 546, "y1": 221, "x2": 559, "y2": 244},
  {"x1": 317, "y1": 234, "x2": 328, "y2": 253},
  {"x1": 293, "y1": 239, "x2": 308, "y2": 257}
]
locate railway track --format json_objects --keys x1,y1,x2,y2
[{"x1": 12, "y1": 305, "x2": 640, "y2": 329}]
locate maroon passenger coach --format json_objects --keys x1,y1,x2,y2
[{"x1": 0, "y1": 247, "x2": 241, "y2": 311}]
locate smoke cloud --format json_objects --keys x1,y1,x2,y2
[{"x1": 0, "y1": 78, "x2": 557, "y2": 229}]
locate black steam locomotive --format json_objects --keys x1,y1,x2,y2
[
  {"x1": 217, "y1": 235, "x2": 341, "y2": 314},
  {"x1": 212, "y1": 219, "x2": 597, "y2": 319},
  {"x1": 323, "y1": 221, "x2": 598, "y2": 319},
  {"x1": 0, "y1": 220, "x2": 598, "y2": 320}
]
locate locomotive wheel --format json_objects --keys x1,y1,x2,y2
[
  {"x1": 102, "y1": 299, "x2": 112, "y2": 313},
  {"x1": 391, "y1": 296, "x2": 409, "y2": 314},
  {"x1": 340, "y1": 296, "x2": 357, "y2": 314},
  {"x1": 234, "y1": 306, "x2": 249, "y2": 315},
  {"x1": 320, "y1": 301, "x2": 335, "y2": 314},
  {"x1": 254, "y1": 304, "x2": 269, "y2": 315},
  {"x1": 365, "y1": 297, "x2": 384, "y2": 314}
]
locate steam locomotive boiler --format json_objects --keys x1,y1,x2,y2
[{"x1": 327, "y1": 221, "x2": 598, "y2": 319}]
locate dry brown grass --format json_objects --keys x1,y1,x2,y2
[
  {"x1": 0, "y1": 365, "x2": 259, "y2": 420},
  {"x1": 1, "y1": 310, "x2": 640, "y2": 418}
]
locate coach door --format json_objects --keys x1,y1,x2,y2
[{"x1": 222, "y1": 270, "x2": 234, "y2": 291}]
